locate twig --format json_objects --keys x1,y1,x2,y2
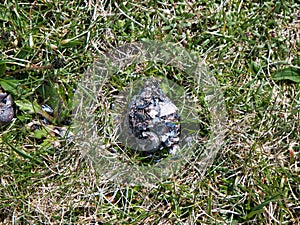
[{"x1": 5, "y1": 64, "x2": 53, "y2": 75}]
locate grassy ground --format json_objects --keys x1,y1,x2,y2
[{"x1": 0, "y1": 0, "x2": 299, "y2": 224}]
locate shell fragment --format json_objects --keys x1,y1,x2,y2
[{"x1": 159, "y1": 102, "x2": 178, "y2": 117}]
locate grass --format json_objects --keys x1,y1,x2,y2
[{"x1": 0, "y1": 0, "x2": 299, "y2": 224}]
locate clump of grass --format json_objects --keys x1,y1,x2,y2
[{"x1": 0, "y1": 0, "x2": 299, "y2": 224}]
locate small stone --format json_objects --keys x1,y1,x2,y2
[{"x1": 0, "y1": 94, "x2": 14, "y2": 124}]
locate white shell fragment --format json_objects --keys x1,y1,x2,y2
[
  {"x1": 149, "y1": 109, "x2": 159, "y2": 118},
  {"x1": 159, "y1": 102, "x2": 178, "y2": 118}
]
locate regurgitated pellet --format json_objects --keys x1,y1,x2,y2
[{"x1": 128, "y1": 78, "x2": 181, "y2": 155}]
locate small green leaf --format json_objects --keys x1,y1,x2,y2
[
  {"x1": 0, "y1": 77, "x2": 19, "y2": 95},
  {"x1": 34, "y1": 128, "x2": 48, "y2": 139},
  {"x1": 272, "y1": 67, "x2": 300, "y2": 83},
  {"x1": 15, "y1": 99, "x2": 41, "y2": 114}
]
